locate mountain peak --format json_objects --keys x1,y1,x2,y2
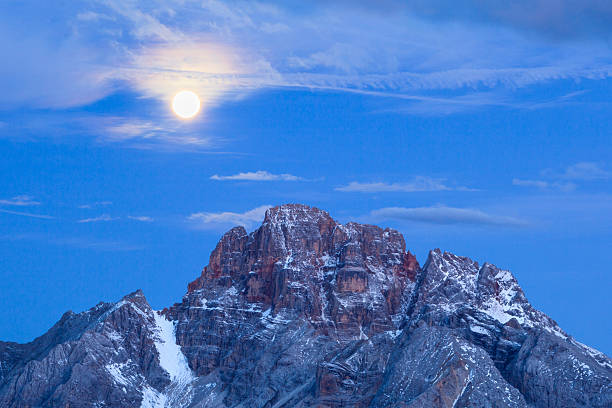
[
  {"x1": 182, "y1": 204, "x2": 418, "y2": 341},
  {"x1": 263, "y1": 203, "x2": 333, "y2": 225},
  {"x1": 122, "y1": 288, "x2": 145, "y2": 301}
]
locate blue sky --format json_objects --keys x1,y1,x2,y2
[{"x1": 0, "y1": 0, "x2": 611, "y2": 354}]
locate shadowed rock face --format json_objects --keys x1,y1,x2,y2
[{"x1": 0, "y1": 204, "x2": 610, "y2": 407}]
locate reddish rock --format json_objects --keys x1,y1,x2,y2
[
  {"x1": 403, "y1": 250, "x2": 420, "y2": 281},
  {"x1": 167, "y1": 204, "x2": 419, "y2": 379},
  {"x1": 336, "y1": 268, "x2": 368, "y2": 292}
]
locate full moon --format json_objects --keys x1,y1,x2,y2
[{"x1": 172, "y1": 90, "x2": 201, "y2": 119}]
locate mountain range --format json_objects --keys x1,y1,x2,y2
[{"x1": 1, "y1": 204, "x2": 610, "y2": 407}]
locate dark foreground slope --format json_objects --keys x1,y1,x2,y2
[{"x1": 1, "y1": 204, "x2": 610, "y2": 407}]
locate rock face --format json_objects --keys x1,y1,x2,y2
[{"x1": 0, "y1": 204, "x2": 610, "y2": 407}]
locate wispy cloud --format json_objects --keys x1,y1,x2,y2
[
  {"x1": 0, "y1": 208, "x2": 54, "y2": 219},
  {"x1": 373, "y1": 89, "x2": 590, "y2": 116},
  {"x1": 188, "y1": 205, "x2": 272, "y2": 230},
  {"x1": 336, "y1": 177, "x2": 474, "y2": 193},
  {"x1": 3, "y1": 0, "x2": 612, "y2": 117},
  {"x1": 210, "y1": 170, "x2": 302, "y2": 181},
  {"x1": 370, "y1": 205, "x2": 527, "y2": 227},
  {"x1": 0, "y1": 111, "x2": 222, "y2": 152},
  {"x1": 101, "y1": 117, "x2": 217, "y2": 151},
  {"x1": 0, "y1": 195, "x2": 40, "y2": 206},
  {"x1": 78, "y1": 201, "x2": 112, "y2": 209},
  {"x1": 557, "y1": 162, "x2": 611, "y2": 181},
  {"x1": 514, "y1": 162, "x2": 609, "y2": 191},
  {"x1": 0, "y1": 233, "x2": 143, "y2": 251},
  {"x1": 512, "y1": 179, "x2": 549, "y2": 189},
  {"x1": 78, "y1": 214, "x2": 154, "y2": 223},
  {"x1": 512, "y1": 178, "x2": 576, "y2": 192},
  {"x1": 77, "y1": 214, "x2": 117, "y2": 223},
  {"x1": 51, "y1": 237, "x2": 144, "y2": 251},
  {"x1": 394, "y1": 0, "x2": 612, "y2": 39},
  {"x1": 127, "y1": 215, "x2": 154, "y2": 222}
]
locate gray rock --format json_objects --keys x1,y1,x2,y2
[{"x1": 371, "y1": 325, "x2": 527, "y2": 407}]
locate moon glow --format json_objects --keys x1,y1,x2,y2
[{"x1": 172, "y1": 90, "x2": 201, "y2": 119}]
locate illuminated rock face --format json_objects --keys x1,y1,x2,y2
[{"x1": 0, "y1": 204, "x2": 611, "y2": 408}]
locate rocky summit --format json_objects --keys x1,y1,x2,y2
[{"x1": 0, "y1": 204, "x2": 610, "y2": 408}]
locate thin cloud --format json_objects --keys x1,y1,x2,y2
[
  {"x1": 514, "y1": 162, "x2": 609, "y2": 191},
  {"x1": 0, "y1": 208, "x2": 54, "y2": 219},
  {"x1": 512, "y1": 179, "x2": 549, "y2": 189},
  {"x1": 0, "y1": 233, "x2": 143, "y2": 251},
  {"x1": 210, "y1": 171, "x2": 303, "y2": 181},
  {"x1": 559, "y1": 162, "x2": 611, "y2": 180},
  {"x1": 102, "y1": 117, "x2": 216, "y2": 150},
  {"x1": 77, "y1": 214, "x2": 117, "y2": 223},
  {"x1": 3, "y1": 0, "x2": 612, "y2": 116},
  {"x1": 0, "y1": 195, "x2": 40, "y2": 206},
  {"x1": 51, "y1": 237, "x2": 144, "y2": 251},
  {"x1": 78, "y1": 201, "x2": 112, "y2": 209},
  {"x1": 370, "y1": 206, "x2": 527, "y2": 227},
  {"x1": 391, "y1": 0, "x2": 612, "y2": 39},
  {"x1": 0, "y1": 112, "x2": 221, "y2": 152},
  {"x1": 127, "y1": 216, "x2": 154, "y2": 222},
  {"x1": 374, "y1": 89, "x2": 589, "y2": 116},
  {"x1": 512, "y1": 178, "x2": 576, "y2": 192},
  {"x1": 336, "y1": 177, "x2": 474, "y2": 193},
  {"x1": 188, "y1": 205, "x2": 272, "y2": 230}
]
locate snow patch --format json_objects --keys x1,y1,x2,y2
[
  {"x1": 386, "y1": 329, "x2": 402, "y2": 339},
  {"x1": 481, "y1": 299, "x2": 523, "y2": 325},
  {"x1": 282, "y1": 250, "x2": 294, "y2": 269},
  {"x1": 470, "y1": 325, "x2": 490, "y2": 335},
  {"x1": 152, "y1": 312, "x2": 194, "y2": 384},
  {"x1": 319, "y1": 254, "x2": 336, "y2": 268},
  {"x1": 140, "y1": 385, "x2": 167, "y2": 408},
  {"x1": 104, "y1": 299, "x2": 150, "y2": 321},
  {"x1": 107, "y1": 330, "x2": 123, "y2": 342},
  {"x1": 106, "y1": 362, "x2": 131, "y2": 386},
  {"x1": 494, "y1": 269, "x2": 515, "y2": 283},
  {"x1": 572, "y1": 339, "x2": 612, "y2": 370},
  {"x1": 138, "y1": 312, "x2": 196, "y2": 408}
]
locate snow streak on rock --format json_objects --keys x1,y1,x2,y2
[{"x1": 152, "y1": 312, "x2": 194, "y2": 384}]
